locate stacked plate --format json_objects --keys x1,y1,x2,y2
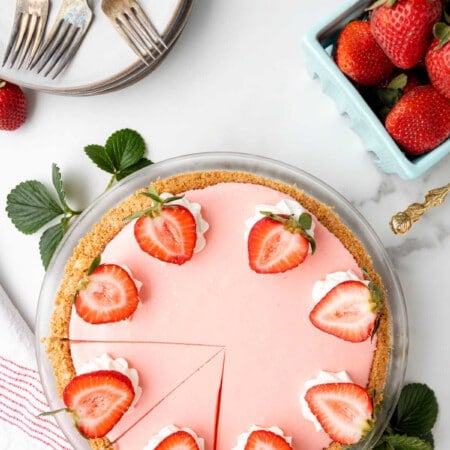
[{"x1": 0, "y1": 0, "x2": 193, "y2": 96}]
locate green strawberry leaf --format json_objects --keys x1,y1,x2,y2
[
  {"x1": 6, "y1": 180, "x2": 64, "y2": 234},
  {"x1": 392, "y1": 383, "x2": 438, "y2": 436},
  {"x1": 387, "y1": 74, "x2": 408, "y2": 90},
  {"x1": 115, "y1": 157, "x2": 153, "y2": 181},
  {"x1": 51, "y1": 163, "x2": 73, "y2": 213},
  {"x1": 39, "y1": 222, "x2": 65, "y2": 269},
  {"x1": 419, "y1": 431, "x2": 434, "y2": 447},
  {"x1": 366, "y1": 0, "x2": 389, "y2": 11},
  {"x1": 87, "y1": 255, "x2": 102, "y2": 275},
  {"x1": 381, "y1": 434, "x2": 432, "y2": 450},
  {"x1": 85, "y1": 129, "x2": 152, "y2": 189},
  {"x1": 84, "y1": 144, "x2": 115, "y2": 173},
  {"x1": 433, "y1": 22, "x2": 450, "y2": 49},
  {"x1": 105, "y1": 128, "x2": 146, "y2": 172},
  {"x1": 298, "y1": 212, "x2": 312, "y2": 230}
]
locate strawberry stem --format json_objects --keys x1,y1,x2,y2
[
  {"x1": 39, "y1": 407, "x2": 69, "y2": 417},
  {"x1": 260, "y1": 211, "x2": 316, "y2": 253},
  {"x1": 124, "y1": 186, "x2": 185, "y2": 222}
]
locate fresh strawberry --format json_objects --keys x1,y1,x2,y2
[
  {"x1": 335, "y1": 20, "x2": 394, "y2": 86},
  {"x1": 425, "y1": 23, "x2": 450, "y2": 100},
  {"x1": 305, "y1": 383, "x2": 373, "y2": 445},
  {"x1": 247, "y1": 212, "x2": 315, "y2": 274},
  {"x1": 131, "y1": 188, "x2": 197, "y2": 264},
  {"x1": 244, "y1": 429, "x2": 292, "y2": 450},
  {"x1": 62, "y1": 370, "x2": 135, "y2": 439},
  {"x1": 154, "y1": 430, "x2": 200, "y2": 450},
  {"x1": 75, "y1": 263, "x2": 140, "y2": 324},
  {"x1": 385, "y1": 85, "x2": 450, "y2": 156},
  {"x1": 369, "y1": 0, "x2": 442, "y2": 69},
  {"x1": 309, "y1": 280, "x2": 380, "y2": 342},
  {"x1": 0, "y1": 80, "x2": 26, "y2": 130}
]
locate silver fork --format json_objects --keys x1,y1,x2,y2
[
  {"x1": 2, "y1": 0, "x2": 50, "y2": 70},
  {"x1": 101, "y1": 0, "x2": 168, "y2": 65},
  {"x1": 30, "y1": 0, "x2": 93, "y2": 78}
]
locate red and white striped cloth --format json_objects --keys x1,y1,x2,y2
[{"x1": 0, "y1": 284, "x2": 72, "y2": 450}]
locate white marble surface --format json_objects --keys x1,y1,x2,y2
[{"x1": 0, "y1": 0, "x2": 448, "y2": 447}]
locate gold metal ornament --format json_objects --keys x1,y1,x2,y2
[{"x1": 390, "y1": 183, "x2": 450, "y2": 234}]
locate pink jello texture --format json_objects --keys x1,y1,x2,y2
[{"x1": 69, "y1": 182, "x2": 377, "y2": 449}]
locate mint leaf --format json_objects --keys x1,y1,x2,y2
[
  {"x1": 84, "y1": 144, "x2": 115, "y2": 173},
  {"x1": 392, "y1": 383, "x2": 438, "y2": 436},
  {"x1": 105, "y1": 128, "x2": 146, "y2": 172},
  {"x1": 116, "y1": 157, "x2": 152, "y2": 181},
  {"x1": 6, "y1": 180, "x2": 64, "y2": 234},
  {"x1": 382, "y1": 434, "x2": 432, "y2": 450},
  {"x1": 39, "y1": 222, "x2": 65, "y2": 269}
]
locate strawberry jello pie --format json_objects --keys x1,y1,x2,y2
[{"x1": 43, "y1": 162, "x2": 395, "y2": 450}]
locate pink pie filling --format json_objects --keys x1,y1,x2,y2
[{"x1": 69, "y1": 182, "x2": 377, "y2": 449}]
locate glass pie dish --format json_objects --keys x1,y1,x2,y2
[{"x1": 35, "y1": 152, "x2": 408, "y2": 449}]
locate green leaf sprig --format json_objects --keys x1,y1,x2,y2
[
  {"x1": 6, "y1": 129, "x2": 153, "y2": 270},
  {"x1": 84, "y1": 128, "x2": 152, "y2": 188},
  {"x1": 373, "y1": 383, "x2": 438, "y2": 450}
]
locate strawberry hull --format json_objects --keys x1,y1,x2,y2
[{"x1": 302, "y1": 0, "x2": 450, "y2": 179}]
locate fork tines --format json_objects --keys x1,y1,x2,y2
[
  {"x1": 30, "y1": 0, "x2": 93, "y2": 79},
  {"x1": 102, "y1": 0, "x2": 168, "y2": 65},
  {"x1": 2, "y1": 0, "x2": 50, "y2": 70}
]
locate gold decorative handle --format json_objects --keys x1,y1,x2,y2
[{"x1": 390, "y1": 183, "x2": 450, "y2": 234}]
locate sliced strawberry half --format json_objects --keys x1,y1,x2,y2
[
  {"x1": 305, "y1": 382, "x2": 373, "y2": 445},
  {"x1": 244, "y1": 429, "x2": 292, "y2": 450},
  {"x1": 75, "y1": 263, "x2": 139, "y2": 324},
  {"x1": 155, "y1": 430, "x2": 200, "y2": 450},
  {"x1": 309, "y1": 280, "x2": 380, "y2": 342},
  {"x1": 62, "y1": 370, "x2": 135, "y2": 439},
  {"x1": 248, "y1": 212, "x2": 315, "y2": 274},
  {"x1": 130, "y1": 187, "x2": 197, "y2": 265}
]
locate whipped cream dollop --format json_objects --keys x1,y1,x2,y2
[
  {"x1": 78, "y1": 353, "x2": 142, "y2": 411},
  {"x1": 232, "y1": 425, "x2": 292, "y2": 450},
  {"x1": 311, "y1": 270, "x2": 369, "y2": 304},
  {"x1": 245, "y1": 199, "x2": 316, "y2": 253},
  {"x1": 142, "y1": 425, "x2": 205, "y2": 450},
  {"x1": 300, "y1": 370, "x2": 353, "y2": 431},
  {"x1": 121, "y1": 264, "x2": 143, "y2": 293},
  {"x1": 160, "y1": 193, "x2": 209, "y2": 253}
]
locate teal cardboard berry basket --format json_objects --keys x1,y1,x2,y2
[{"x1": 302, "y1": 0, "x2": 450, "y2": 180}]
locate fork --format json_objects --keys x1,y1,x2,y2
[
  {"x1": 2, "y1": 0, "x2": 50, "y2": 70},
  {"x1": 101, "y1": 0, "x2": 168, "y2": 65},
  {"x1": 30, "y1": 0, "x2": 93, "y2": 78}
]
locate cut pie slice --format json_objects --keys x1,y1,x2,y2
[
  {"x1": 69, "y1": 341, "x2": 225, "y2": 443},
  {"x1": 113, "y1": 350, "x2": 225, "y2": 450}
]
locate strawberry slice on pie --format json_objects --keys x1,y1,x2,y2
[
  {"x1": 129, "y1": 187, "x2": 197, "y2": 265},
  {"x1": 75, "y1": 262, "x2": 140, "y2": 324},
  {"x1": 244, "y1": 429, "x2": 292, "y2": 450},
  {"x1": 309, "y1": 280, "x2": 380, "y2": 342},
  {"x1": 154, "y1": 430, "x2": 201, "y2": 450},
  {"x1": 305, "y1": 382, "x2": 373, "y2": 445},
  {"x1": 248, "y1": 212, "x2": 315, "y2": 274},
  {"x1": 61, "y1": 370, "x2": 135, "y2": 439}
]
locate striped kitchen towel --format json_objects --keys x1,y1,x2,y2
[{"x1": 0, "y1": 283, "x2": 72, "y2": 450}]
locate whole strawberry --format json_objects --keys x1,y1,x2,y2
[
  {"x1": 335, "y1": 20, "x2": 394, "y2": 86},
  {"x1": 385, "y1": 85, "x2": 450, "y2": 156},
  {"x1": 425, "y1": 23, "x2": 450, "y2": 100},
  {"x1": 0, "y1": 80, "x2": 26, "y2": 131},
  {"x1": 370, "y1": 0, "x2": 442, "y2": 69}
]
